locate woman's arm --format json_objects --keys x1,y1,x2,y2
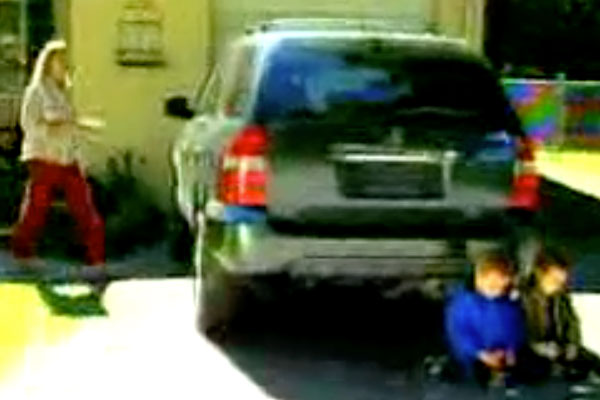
[
  {"x1": 43, "y1": 106, "x2": 71, "y2": 126},
  {"x1": 75, "y1": 116, "x2": 105, "y2": 131},
  {"x1": 37, "y1": 87, "x2": 74, "y2": 130}
]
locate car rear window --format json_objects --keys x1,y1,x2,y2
[{"x1": 253, "y1": 38, "x2": 513, "y2": 131}]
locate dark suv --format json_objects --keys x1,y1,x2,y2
[{"x1": 166, "y1": 19, "x2": 540, "y2": 337}]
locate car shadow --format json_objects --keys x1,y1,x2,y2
[
  {"x1": 539, "y1": 179, "x2": 600, "y2": 292},
  {"x1": 219, "y1": 289, "x2": 452, "y2": 400},
  {"x1": 217, "y1": 285, "x2": 599, "y2": 400}
]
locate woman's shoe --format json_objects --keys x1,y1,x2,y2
[{"x1": 80, "y1": 265, "x2": 108, "y2": 295}]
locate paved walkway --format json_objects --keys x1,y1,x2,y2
[
  {"x1": 0, "y1": 242, "x2": 186, "y2": 282},
  {"x1": 0, "y1": 279, "x2": 274, "y2": 399},
  {"x1": 537, "y1": 149, "x2": 600, "y2": 200}
]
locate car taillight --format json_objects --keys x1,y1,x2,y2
[
  {"x1": 509, "y1": 136, "x2": 540, "y2": 210},
  {"x1": 218, "y1": 125, "x2": 269, "y2": 206}
]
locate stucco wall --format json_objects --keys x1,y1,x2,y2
[
  {"x1": 436, "y1": 0, "x2": 467, "y2": 37},
  {"x1": 69, "y1": 0, "x2": 210, "y2": 210}
]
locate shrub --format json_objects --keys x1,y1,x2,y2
[
  {"x1": 89, "y1": 150, "x2": 167, "y2": 258},
  {"x1": 37, "y1": 150, "x2": 167, "y2": 260}
]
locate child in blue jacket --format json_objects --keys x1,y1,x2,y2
[{"x1": 445, "y1": 250, "x2": 526, "y2": 386}]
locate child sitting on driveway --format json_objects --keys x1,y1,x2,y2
[
  {"x1": 445, "y1": 250, "x2": 525, "y2": 387},
  {"x1": 520, "y1": 247, "x2": 600, "y2": 381}
]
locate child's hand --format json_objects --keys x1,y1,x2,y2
[
  {"x1": 565, "y1": 344, "x2": 578, "y2": 361},
  {"x1": 532, "y1": 342, "x2": 560, "y2": 360},
  {"x1": 546, "y1": 342, "x2": 560, "y2": 360},
  {"x1": 505, "y1": 350, "x2": 516, "y2": 367},
  {"x1": 478, "y1": 350, "x2": 505, "y2": 370}
]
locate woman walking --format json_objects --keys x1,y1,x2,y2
[{"x1": 11, "y1": 40, "x2": 106, "y2": 289}]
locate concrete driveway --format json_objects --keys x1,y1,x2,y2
[
  {"x1": 1, "y1": 278, "x2": 600, "y2": 400},
  {"x1": 0, "y1": 279, "x2": 276, "y2": 400}
]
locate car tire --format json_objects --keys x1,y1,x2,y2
[
  {"x1": 192, "y1": 213, "x2": 245, "y2": 342},
  {"x1": 196, "y1": 268, "x2": 240, "y2": 343}
]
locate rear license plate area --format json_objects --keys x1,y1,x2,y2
[{"x1": 331, "y1": 149, "x2": 452, "y2": 199}]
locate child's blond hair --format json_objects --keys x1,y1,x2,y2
[{"x1": 475, "y1": 250, "x2": 514, "y2": 277}]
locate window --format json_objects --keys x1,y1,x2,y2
[
  {"x1": 223, "y1": 44, "x2": 256, "y2": 117},
  {"x1": 0, "y1": 2, "x2": 23, "y2": 93},
  {"x1": 254, "y1": 38, "x2": 509, "y2": 130},
  {"x1": 194, "y1": 69, "x2": 222, "y2": 115}
]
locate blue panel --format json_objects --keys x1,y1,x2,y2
[{"x1": 222, "y1": 206, "x2": 267, "y2": 224}]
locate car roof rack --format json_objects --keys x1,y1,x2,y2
[{"x1": 246, "y1": 18, "x2": 429, "y2": 35}]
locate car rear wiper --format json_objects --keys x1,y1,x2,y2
[{"x1": 392, "y1": 106, "x2": 481, "y2": 119}]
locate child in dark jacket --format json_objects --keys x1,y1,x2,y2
[
  {"x1": 445, "y1": 250, "x2": 526, "y2": 386},
  {"x1": 521, "y1": 247, "x2": 600, "y2": 381}
]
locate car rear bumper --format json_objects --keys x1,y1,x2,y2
[
  {"x1": 205, "y1": 224, "x2": 497, "y2": 281},
  {"x1": 208, "y1": 232, "x2": 465, "y2": 275},
  {"x1": 200, "y1": 204, "x2": 538, "y2": 278}
]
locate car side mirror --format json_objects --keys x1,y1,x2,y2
[{"x1": 165, "y1": 96, "x2": 194, "y2": 119}]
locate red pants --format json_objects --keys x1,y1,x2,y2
[{"x1": 12, "y1": 160, "x2": 105, "y2": 265}]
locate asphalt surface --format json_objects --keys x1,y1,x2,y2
[{"x1": 218, "y1": 286, "x2": 600, "y2": 400}]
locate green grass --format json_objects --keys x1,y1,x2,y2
[{"x1": 35, "y1": 282, "x2": 108, "y2": 317}]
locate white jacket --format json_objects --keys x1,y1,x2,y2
[
  {"x1": 20, "y1": 80, "x2": 81, "y2": 165},
  {"x1": 19, "y1": 40, "x2": 81, "y2": 166}
]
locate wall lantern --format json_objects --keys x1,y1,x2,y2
[{"x1": 116, "y1": 0, "x2": 164, "y2": 66}]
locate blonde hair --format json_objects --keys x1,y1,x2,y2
[
  {"x1": 475, "y1": 250, "x2": 514, "y2": 277},
  {"x1": 534, "y1": 247, "x2": 572, "y2": 274},
  {"x1": 27, "y1": 39, "x2": 68, "y2": 90}
]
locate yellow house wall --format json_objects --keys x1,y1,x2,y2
[
  {"x1": 430, "y1": 0, "x2": 486, "y2": 52},
  {"x1": 69, "y1": 0, "x2": 210, "y2": 210},
  {"x1": 52, "y1": 0, "x2": 69, "y2": 40},
  {"x1": 213, "y1": 0, "x2": 430, "y2": 59}
]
